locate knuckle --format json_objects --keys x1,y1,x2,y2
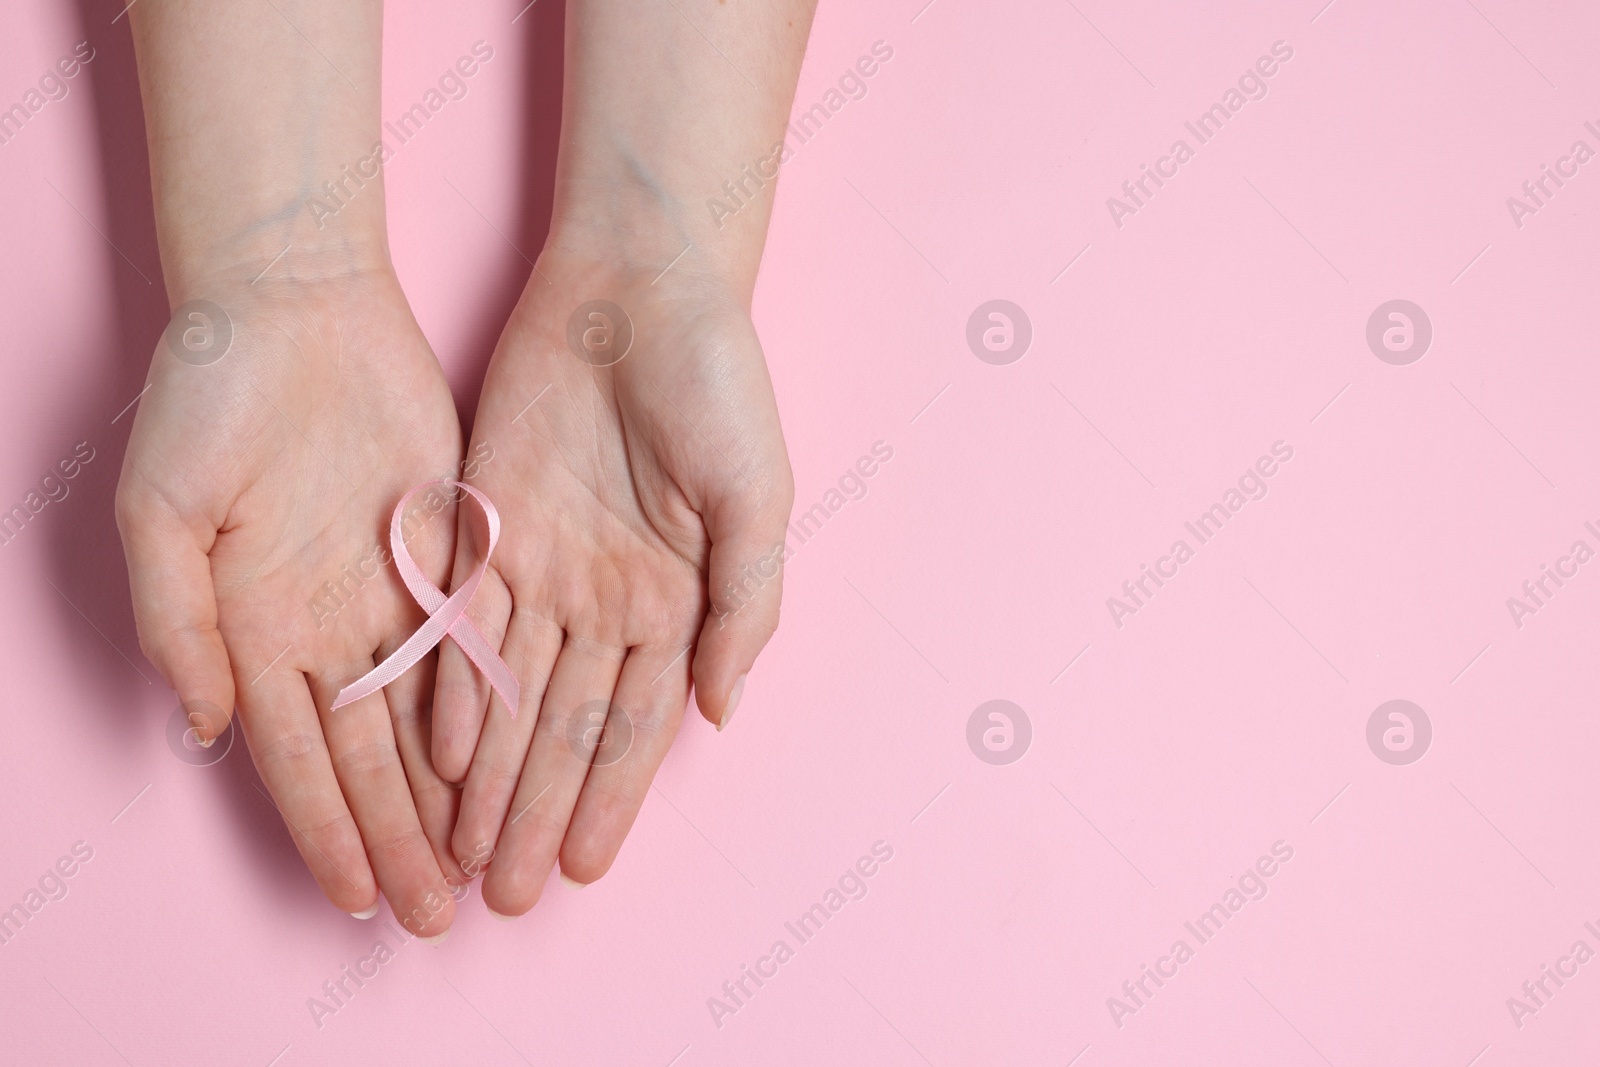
[
  {"x1": 331, "y1": 737, "x2": 402, "y2": 779},
  {"x1": 368, "y1": 826, "x2": 431, "y2": 869},
  {"x1": 476, "y1": 759, "x2": 527, "y2": 799},
  {"x1": 435, "y1": 669, "x2": 489, "y2": 711},
  {"x1": 412, "y1": 776, "x2": 457, "y2": 812},
  {"x1": 297, "y1": 809, "x2": 357, "y2": 844},
  {"x1": 626, "y1": 703, "x2": 677, "y2": 745},
  {"x1": 507, "y1": 802, "x2": 571, "y2": 849},
  {"x1": 255, "y1": 729, "x2": 325, "y2": 768},
  {"x1": 581, "y1": 785, "x2": 636, "y2": 831}
]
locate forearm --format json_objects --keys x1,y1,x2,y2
[
  {"x1": 131, "y1": 0, "x2": 389, "y2": 304},
  {"x1": 548, "y1": 0, "x2": 818, "y2": 301}
]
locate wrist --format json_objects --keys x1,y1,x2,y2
[
  {"x1": 156, "y1": 201, "x2": 392, "y2": 308},
  {"x1": 545, "y1": 168, "x2": 771, "y2": 303},
  {"x1": 131, "y1": 0, "x2": 392, "y2": 306}
]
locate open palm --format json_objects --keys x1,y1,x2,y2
[
  {"x1": 117, "y1": 267, "x2": 469, "y2": 935},
  {"x1": 430, "y1": 255, "x2": 794, "y2": 915}
]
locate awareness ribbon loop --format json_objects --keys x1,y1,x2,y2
[{"x1": 330, "y1": 480, "x2": 520, "y2": 715}]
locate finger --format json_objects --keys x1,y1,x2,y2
[
  {"x1": 450, "y1": 604, "x2": 560, "y2": 870},
  {"x1": 384, "y1": 645, "x2": 468, "y2": 887},
  {"x1": 479, "y1": 634, "x2": 624, "y2": 918},
  {"x1": 431, "y1": 514, "x2": 513, "y2": 782},
  {"x1": 234, "y1": 662, "x2": 377, "y2": 916},
  {"x1": 561, "y1": 641, "x2": 693, "y2": 884},
  {"x1": 690, "y1": 481, "x2": 793, "y2": 730},
  {"x1": 308, "y1": 664, "x2": 455, "y2": 940},
  {"x1": 116, "y1": 489, "x2": 235, "y2": 741}
]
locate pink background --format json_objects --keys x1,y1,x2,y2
[{"x1": 2, "y1": 0, "x2": 1598, "y2": 1063}]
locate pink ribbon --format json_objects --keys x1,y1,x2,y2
[{"x1": 331, "y1": 480, "x2": 520, "y2": 716}]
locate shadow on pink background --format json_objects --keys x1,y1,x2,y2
[{"x1": 3, "y1": 1, "x2": 1600, "y2": 1064}]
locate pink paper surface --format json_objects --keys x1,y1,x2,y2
[{"x1": 3, "y1": 1, "x2": 1598, "y2": 1064}]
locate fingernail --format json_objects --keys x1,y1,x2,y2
[
  {"x1": 349, "y1": 903, "x2": 379, "y2": 920},
  {"x1": 559, "y1": 873, "x2": 587, "y2": 890},
  {"x1": 487, "y1": 907, "x2": 518, "y2": 922},
  {"x1": 198, "y1": 735, "x2": 215, "y2": 749},
  {"x1": 718, "y1": 675, "x2": 746, "y2": 732},
  {"x1": 420, "y1": 929, "x2": 450, "y2": 945}
]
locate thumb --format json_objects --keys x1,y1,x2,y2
[
  {"x1": 116, "y1": 487, "x2": 236, "y2": 744},
  {"x1": 690, "y1": 479, "x2": 793, "y2": 731}
]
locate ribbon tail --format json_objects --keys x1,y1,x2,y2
[
  {"x1": 330, "y1": 603, "x2": 460, "y2": 710},
  {"x1": 446, "y1": 616, "x2": 522, "y2": 717}
]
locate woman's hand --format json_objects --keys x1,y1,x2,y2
[
  {"x1": 430, "y1": 248, "x2": 793, "y2": 915},
  {"x1": 428, "y1": 0, "x2": 816, "y2": 914},
  {"x1": 118, "y1": 265, "x2": 470, "y2": 934},
  {"x1": 123, "y1": 0, "x2": 479, "y2": 935}
]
